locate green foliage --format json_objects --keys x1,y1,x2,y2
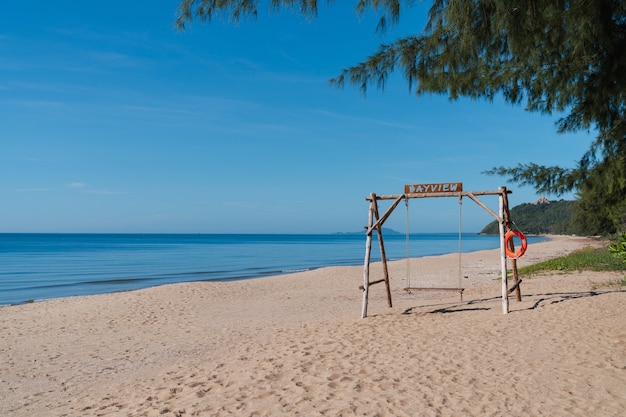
[
  {"x1": 328, "y1": 1, "x2": 626, "y2": 138},
  {"x1": 175, "y1": 0, "x2": 402, "y2": 30},
  {"x1": 518, "y1": 246, "x2": 626, "y2": 276},
  {"x1": 608, "y1": 233, "x2": 626, "y2": 263},
  {"x1": 481, "y1": 200, "x2": 575, "y2": 235},
  {"x1": 570, "y1": 147, "x2": 626, "y2": 235},
  {"x1": 487, "y1": 142, "x2": 626, "y2": 235},
  {"x1": 483, "y1": 164, "x2": 581, "y2": 197}
]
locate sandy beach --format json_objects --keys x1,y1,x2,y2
[{"x1": 2, "y1": 235, "x2": 625, "y2": 417}]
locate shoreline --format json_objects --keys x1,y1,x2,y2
[
  {"x1": 2, "y1": 234, "x2": 625, "y2": 417},
  {"x1": 1, "y1": 233, "x2": 549, "y2": 307}
]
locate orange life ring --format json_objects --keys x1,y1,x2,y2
[{"x1": 505, "y1": 230, "x2": 527, "y2": 259}]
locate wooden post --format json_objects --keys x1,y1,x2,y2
[
  {"x1": 371, "y1": 198, "x2": 393, "y2": 309},
  {"x1": 502, "y1": 191, "x2": 521, "y2": 301},
  {"x1": 498, "y1": 187, "x2": 509, "y2": 314},
  {"x1": 361, "y1": 195, "x2": 375, "y2": 318}
]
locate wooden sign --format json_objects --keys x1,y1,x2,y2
[{"x1": 404, "y1": 182, "x2": 463, "y2": 194}]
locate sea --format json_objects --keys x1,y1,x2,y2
[{"x1": 0, "y1": 233, "x2": 547, "y2": 306}]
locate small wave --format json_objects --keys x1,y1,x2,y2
[
  {"x1": 281, "y1": 268, "x2": 312, "y2": 274},
  {"x1": 159, "y1": 270, "x2": 230, "y2": 277},
  {"x1": 85, "y1": 277, "x2": 153, "y2": 285},
  {"x1": 6, "y1": 277, "x2": 154, "y2": 292}
]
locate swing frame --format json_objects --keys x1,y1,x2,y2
[{"x1": 360, "y1": 186, "x2": 520, "y2": 319}]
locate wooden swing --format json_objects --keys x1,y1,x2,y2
[
  {"x1": 402, "y1": 196, "x2": 465, "y2": 301},
  {"x1": 360, "y1": 184, "x2": 520, "y2": 319}
]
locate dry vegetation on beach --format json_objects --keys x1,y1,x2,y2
[{"x1": 1, "y1": 235, "x2": 625, "y2": 417}]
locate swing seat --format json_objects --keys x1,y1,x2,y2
[
  {"x1": 404, "y1": 287, "x2": 465, "y2": 301},
  {"x1": 403, "y1": 287, "x2": 464, "y2": 293}
]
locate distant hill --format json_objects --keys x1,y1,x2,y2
[{"x1": 480, "y1": 198, "x2": 576, "y2": 235}]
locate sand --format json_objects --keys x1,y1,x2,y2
[{"x1": 1, "y1": 235, "x2": 625, "y2": 417}]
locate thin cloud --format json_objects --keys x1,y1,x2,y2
[
  {"x1": 9, "y1": 99, "x2": 66, "y2": 110},
  {"x1": 83, "y1": 189, "x2": 131, "y2": 195},
  {"x1": 12, "y1": 156, "x2": 56, "y2": 163},
  {"x1": 15, "y1": 187, "x2": 55, "y2": 192},
  {"x1": 68, "y1": 182, "x2": 129, "y2": 195}
]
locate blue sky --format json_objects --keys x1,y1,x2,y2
[{"x1": 1, "y1": 1, "x2": 594, "y2": 233}]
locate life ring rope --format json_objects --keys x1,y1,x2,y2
[{"x1": 505, "y1": 229, "x2": 527, "y2": 259}]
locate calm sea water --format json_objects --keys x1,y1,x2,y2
[{"x1": 0, "y1": 233, "x2": 546, "y2": 306}]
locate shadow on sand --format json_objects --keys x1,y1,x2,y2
[{"x1": 402, "y1": 289, "x2": 622, "y2": 315}]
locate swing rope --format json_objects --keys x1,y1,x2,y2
[
  {"x1": 403, "y1": 195, "x2": 465, "y2": 299},
  {"x1": 405, "y1": 197, "x2": 411, "y2": 288},
  {"x1": 458, "y1": 196, "x2": 463, "y2": 289}
]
